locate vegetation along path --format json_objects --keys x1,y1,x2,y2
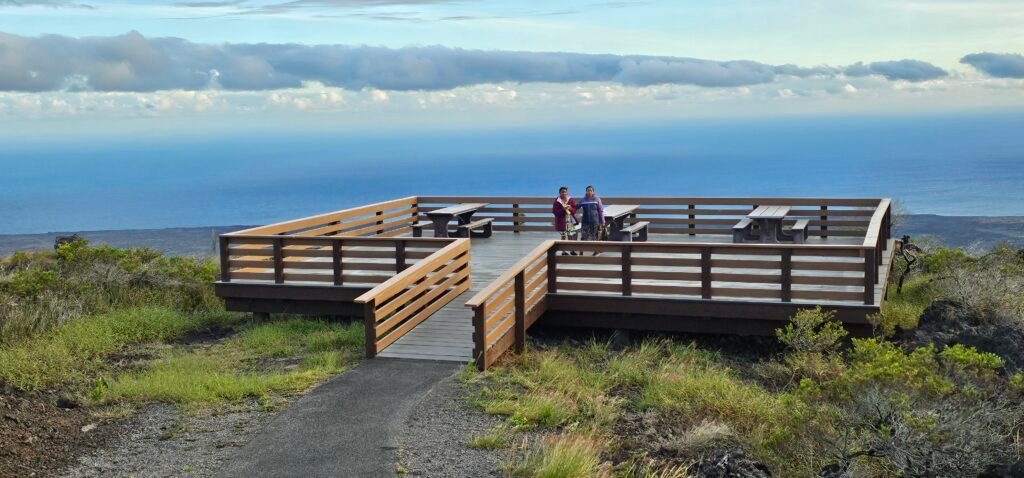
[{"x1": 216, "y1": 359, "x2": 460, "y2": 478}]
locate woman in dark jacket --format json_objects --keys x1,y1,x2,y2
[{"x1": 576, "y1": 186, "x2": 605, "y2": 244}]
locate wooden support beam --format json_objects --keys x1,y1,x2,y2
[
  {"x1": 781, "y1": 249, "x2": 792, "y2": 302},
  {"x1": 395, "y1": 240, "x2": 407, "y2": 272},
  {"x1": 701, "y1": 247, "x2": 712, "y2": 299},
  {"x1": 820, "y1": 205, "x2": 828, "y2": 239},
  {"x1": 863, "y1": 249, "x2": 876, "y2": 305},
  {"x1": 688, "y1": 203, "x2": 696, "y2": 236},
  {"x1": 621, "y1": 245, "x2": 632, "y2": 296},
  {"x1": 332, "y1": 241, "x2": 343, "y2": 286},
  {"x1": 273, "y1": 238, "x2": 284, "y2": 284},
  {"x1": 547, "y1": 247, "x2": 558, "y2": 293},
  {"x1": 514, "y1": 272, "x2": 526, "y2": 354},
  {"x1": 473, "y1": 303, "x2": 486, "y2": 371},
  {"x1": 363, "y1": 300, "x2": 377, "y2": 358},
  {"x1": 219, "y1": 236, "x2": 230, "y2": 282}
]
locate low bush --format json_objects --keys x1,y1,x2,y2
[{"x1": 0, "y1": 239, "x2": 221, "y2": 343}]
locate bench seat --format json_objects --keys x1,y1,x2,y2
[
  {"x1": 620, "y1": 221, "x2": 650, "y2": 242},
  {"x1": 456, "y1": 217, "x2": 494, "y2": 238},
  {"x1": 411, "y1": 220, "x2": 434, "y2": 238},
  {"x1": 732, "y1": 218, "x2": 754, "y2": 243},
  {"x1": 789, "y1": 218, "x2": 810, "y2": 244}
]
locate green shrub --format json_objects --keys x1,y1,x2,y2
[
  {"x1": 1, "y1": 240, "x2": 222, "y2": 343},
  {"x1": 776, "y1": 307, "x2": 847, "y2": 355}
]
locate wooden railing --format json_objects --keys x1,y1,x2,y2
[
  {"x1": 465, "y1": 240, "x2": 552, "y2": 370},
  {"x1": 467, "y1": 238, "x2": 888, "y2": 370},
  {"x1": 355, "y1": 239, "x2": 471, "y2": 357},
  {"x1": 418, "y1": 196, "x2": 881, "y2": 238},
  {"x1": 232, "y1": 196, "x2": 419, "y2": 238},
  {"x1": 218, "y1": 235, "x2": 453, "y2": 286}
]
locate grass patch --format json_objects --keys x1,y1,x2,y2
[
  {"x1": 0, "y1": 306, "x2": 242, "y2": 391},
  {"x1": 468, "y1": 425, "x2": 510, "y2": 449},
  {"x1": 94, "y1": 318, "x2": 363, "y2": 407},
  {"x1": 504, "y1": 435, "x2": 609, "y2": 478}
]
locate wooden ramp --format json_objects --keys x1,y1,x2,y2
[{"x1": 377, "y1": 233, "x2": 549, "y2": 362}]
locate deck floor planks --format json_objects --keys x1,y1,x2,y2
[
  {"x1": 377, "y1": 232, "x2": 552, "y2": 361},
  {"x1": 375, "y1": 232, "x2": 894, "y2": 362}
]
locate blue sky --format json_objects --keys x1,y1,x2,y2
[{"x1": 1, "y1": 0, "x2": 1023, "y2": 136}]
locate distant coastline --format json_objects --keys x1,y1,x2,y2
[{"x1": 2, "y1": 215, "x2": 1022, "y2": 257}]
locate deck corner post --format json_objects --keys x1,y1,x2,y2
[
  {"x1": 547, "y1": 246, "x2": 558, "y2": 294},
  {"x1": 863, "y1": 248, "x2": 876, "y2": 305},
  {"x1": 332, "y1": 240, "x2": 343, "y2": 286},
  {"x1": 472, "y1": 304, "x2": 486, "y2": 371},
  {"x1": 272, "y1": 238, "x2": 284, "y2": 284},
  {"x1": 218, "y1": 236, "x2": 230, "y2": 282},
  {"x1": 621, "y1": 245, "x2": 632, "y2": 296},
  {"x1": 363, "y1": 300, "x2": 377, "y2": 358},
  {"x1": 701, "y1": 247, "x2": 712, "y2": 299},
  {"x1": 514, "y1": 271, "x2": 526, "y2": 354},
  {"x1": 781, "y1": 249, "x2": 792, "y2": 302}
]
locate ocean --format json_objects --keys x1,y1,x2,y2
[{"x1": 3, "y1": 112, "x2": 1023, "y2": 235}]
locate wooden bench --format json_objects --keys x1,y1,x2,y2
[
  {"x1": 789, "y1": 219, "x2": 809, "y2": 244},
  {"x1": 411, "y1": 221, "x2": 435, "y2": 238},
  {"x1": 733, "y1": 218, "x2": 754, "y2": 243},
  {"x1": 620, "y1": 221, "x2": 650, "y2": 242},
  {"x1": 456, "y1": 217, "x2": 494, "y2": 238}
]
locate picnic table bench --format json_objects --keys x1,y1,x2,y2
[
  {"x1": 602, "y1": 204, "x2": 648, "y2": 242},
  {"x1": 414, "y1": 203, "x2": 492, "y2": 238},
  {"x1": 732, "y1": 205, "x2": 808, "y2": 244}
]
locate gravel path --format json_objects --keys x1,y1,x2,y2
[
  {"x1": 396, "y1": 373, "x2": 506, "y2": 477},
  {"x1": 60, "y1": 400, "x2": 276, "y2": 478}
]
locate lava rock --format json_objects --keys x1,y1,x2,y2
[
  {"x1": 900, "y1": 301, "x2": 1024, "y2": 373},
  {"x1": 693, "y1": 448, "x2": 772, "y2": 478}
]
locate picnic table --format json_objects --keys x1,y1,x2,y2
[
  {"x1": 732, "y1": 205, "x2": 809, "y2": 244},
  {"x1": 602, "y1": 204, "x2": 640, "y2": 241},
  {"x1": 422, "y1": 203, "x2": 491, "y2": 238}
]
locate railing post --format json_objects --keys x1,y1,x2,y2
[
  {"x1": 273, "y1": 237, "x2": 284, "y2": 284},
  {"x1": 701, "y1": 247, "x2": 712, "y2": 299},
  {"x1": 473, "y1": 304, "x2": 487, "y2": 371},
  {"x1": 363, "y1": 300, "x2": 377, "y2": 358},
  {"x1": 621, "y1": 245, "x2": 632, "y2": 296},
  {"x1": 547, "y1": 246, "x2": 558, "y2": 294},
  {"x1": 219, "y1": 236, "x2": 230, "y2": 282},
  {"x1": 395, "y1": 240, "x2": 407, "y2": 272},
  {"x1": 375, "y1": 210, "x2": 384, "y2": 235},
  {"x1": 781, "y1": 249, "x2": 792, "y2": 302},
  {"x1": 864, "y1": 248, "x2": 876, "y2": 305},
  {"x1": 820, "y1": 205, "x2": 828, "y2": 239},
  {"x1": 514, "y1": 271, "x2": 526, "y2": 354},
  {"x1": 688, "y1": 204, "x2": 696, "y2": 236},
  {"x1": 512, "y1": 203, "x2": 521, "y2": 233},
  {"x1": 332, "y1": 240, "x2": 343, "y2": 286}
]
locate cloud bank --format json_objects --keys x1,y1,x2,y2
[
  {"x1": 0, "y1": 31, "x2": 952, "y2": 93},
  {"x1": 961, "y1": 52, "x2": 1024, "y2": 79}
]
